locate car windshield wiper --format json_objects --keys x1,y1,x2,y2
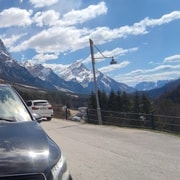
[{"x1": 0, "y1": 118, "x2": 16, "y2": 122}]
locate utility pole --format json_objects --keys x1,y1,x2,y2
[{"x1": 89, "y1": 39, "x2": 102, "y2": 125}]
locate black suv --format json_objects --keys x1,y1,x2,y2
[{"x1": 0, "y1": 84, "x2": 72, "y2": 179}]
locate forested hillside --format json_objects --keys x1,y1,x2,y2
[
  {"x1": 88, "y1": 90, "x2": 153, "y2": 114},
  {"x1": 88, "y1": 86, "x2": 180, "y2": 116},
  {"x1": 155, "y1": 84, "x2": 180, "y2": 116}
]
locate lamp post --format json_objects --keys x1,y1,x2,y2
[{"x1": 89, "y1": 39, "x2": 117, "y2": 125}]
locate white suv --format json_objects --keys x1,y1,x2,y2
[{"x1": 26, "y1": 100, "x2": 53, "y2": 120}]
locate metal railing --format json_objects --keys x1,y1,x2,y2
[{"x1": 86, "y1": 109, "x2": 180, "y2": 134}]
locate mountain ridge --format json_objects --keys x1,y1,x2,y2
[
  {"x1": 135, "y1": 80, "x2": 170, "y2": 91},
  {"x1": 0, "y1": 39, "x2": 56, "y2": 90},
  {"x1": 0, "y1": 38, "x2": 179, "y2": 96},
  {"x1": 24, "y1": 60, "x2": 135, "y2": 94}
]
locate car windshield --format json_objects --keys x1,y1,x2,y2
[{"x1": 0, "y1": 85, "x2": 32, "y2": 122}]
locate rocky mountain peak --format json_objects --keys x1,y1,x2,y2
[
  {"x1": 0, "y1": 39, "x2": 6, "y2": 52},
  {"x1": 59, "y1": 61, "x2": 91, "y2": 83},
  {"x1": 0, "y1": 39, "x2": 11, "y2": 56},
  {"x1": 0, "y1": 39, "x2": 55, "y2": 90}
]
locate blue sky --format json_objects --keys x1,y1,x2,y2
[{"x1": 0, "y1": 0, "x2": 180, "y2": 87}]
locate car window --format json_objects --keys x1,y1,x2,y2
[
  {"x1": 0, "y1": 86, "x2": 32, "y2": 122},
  {"x1": 34, "y1": 101, "x2": 49, "y2": 106}
]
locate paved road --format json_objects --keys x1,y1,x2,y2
[{"x1": 41, "y1": 118, "x2": 180, "y2": 180}]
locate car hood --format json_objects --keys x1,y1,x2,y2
[{"x1": 0, "y1": 121, "x2": 60, "y2": 176}]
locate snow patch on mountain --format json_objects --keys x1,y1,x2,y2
[
  {"x1": 55, "y1": 61, "x2": 135, "y2": 93},
  {"x1": 22, "y1": 61, "x2": 52, "y2": 81},
  {"x1": 135, "y1": 80, "x2": 170, "y2": 91},
  {"x1": 59, "y1": 61, "x2": 93, "y2": 88}
]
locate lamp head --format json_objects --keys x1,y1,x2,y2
[{"x1": 110, "y1": 56, "x2": 117, "y2": 65}]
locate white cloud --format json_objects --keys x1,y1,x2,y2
[
  {"x1": 31, "y1": 2, "x2": 107, "y2": 27},
  {"x1": 144, "y1": 11, "x2": 180, "y2": 27},
  {"x1": 0, "y1": 8, "x2": 32, "y2": 28},
  {"x1": 33, "y1": 10, "x2": 60, "y2": 27},
  {"x1": 114, "y1": 64, "x2": 180, "y2": 86},
  {"x1": 99, "y1": 61, "x2": 130, "y2": 73},
  {"x1": 53, "y1": 0, "x2": 83, "y2": 14},
  {"x1": 11, "y1": 26, "x2": 90, "y2": 54},
  {"x1": 82, "y1": 47, "x2": 138, "y2": 65},
  {"x1": 100, "y1": 47, "x2": 138, "y2": 58},
  {"x1": 0, "y1": 34, "x2": 27, "y2": 49},
  {"x1": 31, "y1": 53, "x2": 59, "y2": 63},
  {"x1": 77, "y1": 10, "x2": 180, "y2": 55},
  {"x1": 120, "y1": 71, "x2": 180, "y2": 87},
  {"x1": 7, "y1": 7, "x2": 180, "y2": 64},
  {"x1": 90, "y1": 11, "x2": 180, "y2": 43},
  {"x1": 10, "y1": 2, "x2": 108, "y2": 54},
  {"x1": 129, "y1": 64, "x2": 180, "y2": 75},
  {"x1": 164, "y1": 54, "x2": 180, "y2": 62},
  {"x1": 58, "y1": 2, "x2": 107, "y2": 26},
  {"x1": 29, "y1": 0, "x2": 58, "y2": 8}
]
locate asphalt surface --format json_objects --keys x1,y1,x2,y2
[{"x1": 41, "y1": 118, "x2": 180, "y2": 180}]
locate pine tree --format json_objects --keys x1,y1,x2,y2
[
  {"x1": 108, "y1": 90, "x2": 117, "y2": 111},
  {"x1": 116, "y1": 90, "x2": 122, "y2": 112},
  {"x1": 99, "y1": 90, "x2": 108, "y2": 110},
  {"x1": 132, "y1": 91, "x2": 140, "y2": 113},
  {"x1": 88, "y1": 91, "x2": 96, "y2": 109},
  {"x1": 122, "y1": 92, "x2": 131, "y2": 112},
  {"x1": 141, "y1": 94, "x2": 152, "y2": 114}
]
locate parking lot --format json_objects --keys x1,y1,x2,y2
[{"x1": 41, "y1": 118, "x2": 180, "y2": 180}]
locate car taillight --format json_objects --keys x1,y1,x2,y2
[
  {"x1": 48, "y1": 106, "x2": 53, "y2": 109},
  {"x1": 32, "y1": 106, "x2": 39, "y2": 110}
]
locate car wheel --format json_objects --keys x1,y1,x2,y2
[{"x1": 47, "y1": 117, "x2": 52, "y2": 121}]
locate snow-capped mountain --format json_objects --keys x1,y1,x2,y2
[
  {"x1": 0, "y1": 39, "x2": 55, "y2": 90},
  {"x1": 23, "y1": 61, "x2": 85, "y2": 93},
  {"x1": 24, "y1": 60, "x2": 135, "y2": 94},
  {"x1": 59, "y1": 61, "x2": 93, "y2": 88},
  {"x1": 57, "y1": 61, "x2": 135, "y2": 93},
  {"x1": 135, "y1": 80, "x2": 169, "y2": 91}
]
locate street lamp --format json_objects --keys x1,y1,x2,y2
[
  {"x1": 110, "y1": 56, "x2": 117, "y2": 64},
  {"x1": 89, "y1": 39, "x2": 117, "y2": 125}
]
